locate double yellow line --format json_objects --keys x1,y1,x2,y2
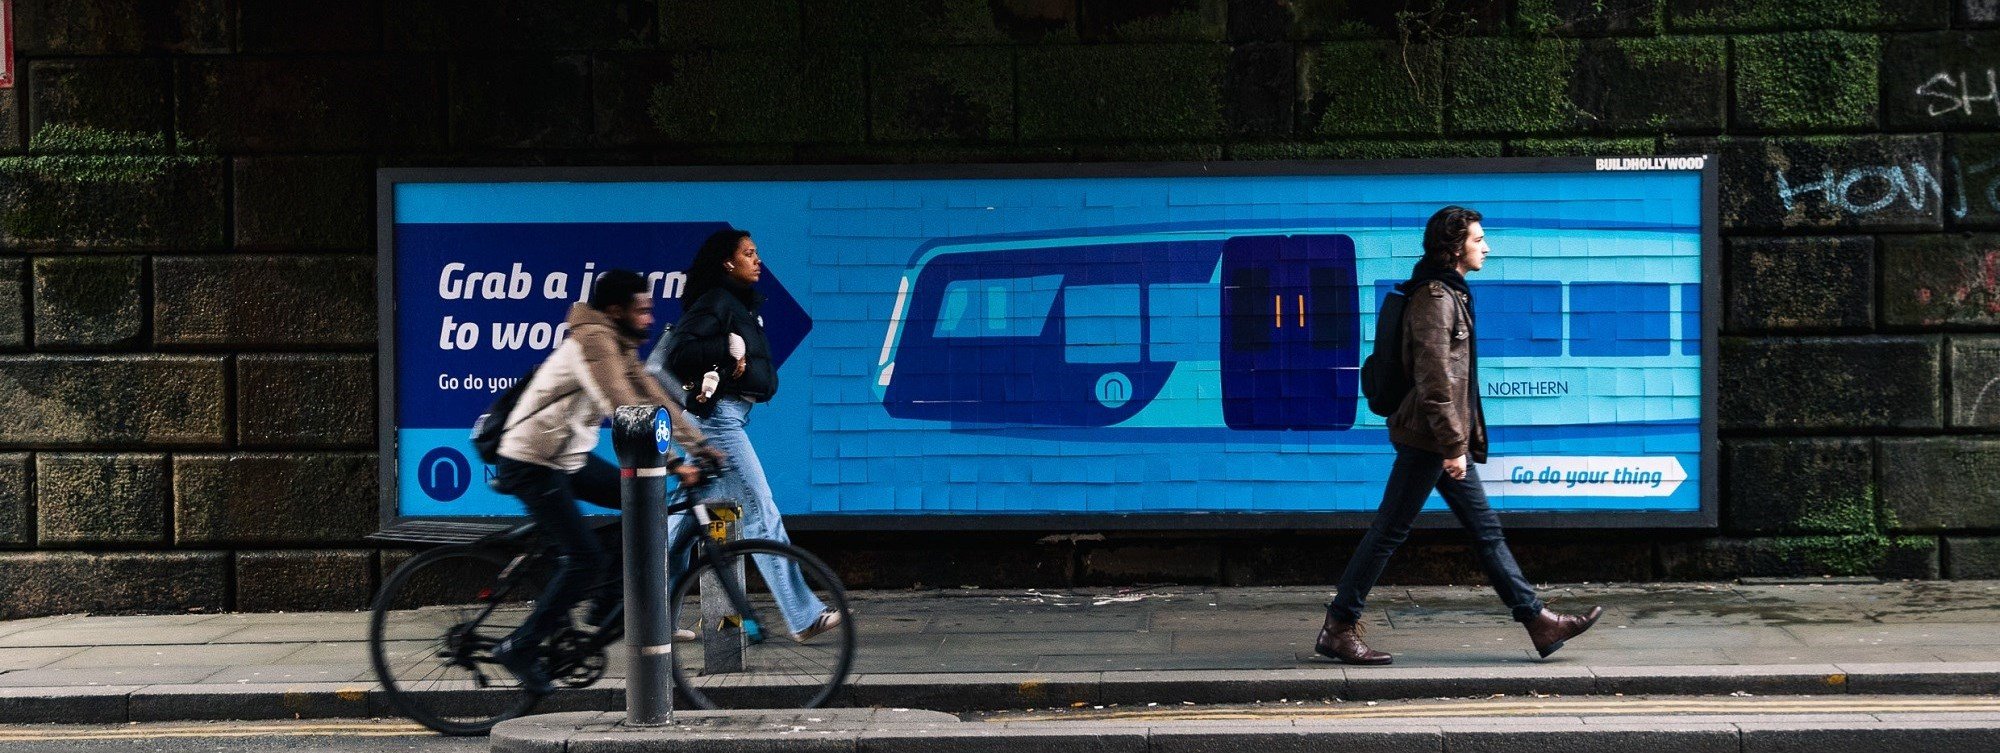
[
  {"x1": 0, "y1": 721, "x2": 431, "y2": 742},
  {"x1": 998, "y1": 696, "x2": 2000, "y2": 723}
]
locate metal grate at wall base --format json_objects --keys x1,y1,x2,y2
[{"x1": 367, "y1": 520, "x2": 526, "y2": 545}]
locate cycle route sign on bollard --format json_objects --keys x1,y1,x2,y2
[{"x1": 378, "y1": 158, "x2": 1719, "y2": 531}]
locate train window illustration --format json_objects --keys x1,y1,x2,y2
[
  {"x1": 1148, "y1": 283, "x2": 1216, "y2": 362},
  {"x1": 1476, "y1": 282, "x2": 1563, "y2": 358},
  {"x1": 1226, "y1": 267, "x2": 1273, "y2": 353},
  {"x1": 932, "y1": 275, "x2": 1062, "y2": 338},
  {"x1": 1570, "y1": 283, "x2": 1671, "y2": 357},
  {"x1": 1064, "y1": 284, "x2": 1142, "y2": 364},
  {"x1": 1680, "y1": 284, "x2": 1700, "y2": 356},
  {"x1": 1309, "y1": 266, "x2": 1358, "y2": 352}
]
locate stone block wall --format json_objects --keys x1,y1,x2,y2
[{"x1": 0, "y1": 0, "x2": 1996, "y2": 616}]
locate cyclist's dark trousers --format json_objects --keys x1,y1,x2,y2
[
  {"x1": 495, "y1": 455, "x2": 622, "y2": 650},
  {"x1": 1328, "y1": 442, "x2": 1545, "y2": 624}
]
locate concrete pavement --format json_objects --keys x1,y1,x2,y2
[{"x1": 0, "y1": 581, "x2": 1995, "y2": 724}]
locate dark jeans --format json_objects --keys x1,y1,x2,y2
[
  {"x1": 1329, "y1": 443, "x2": 1545, "y2": 624},
  {"x1": 494, "y1": 455, "x2": 622, "y2": 651}
]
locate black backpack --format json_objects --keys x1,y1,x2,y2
[
  {"x1": 469, "y1": 364, "x2": 577, "y2": 465},
  {"x1": 1360, "y1": 282, "x2": 1415, "y2": 418}
]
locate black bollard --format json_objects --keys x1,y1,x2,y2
[{"x1": 612, "y1": 404, "x2": 674, "y2": 726}]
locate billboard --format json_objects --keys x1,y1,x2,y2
[{"x1": 379, "y1": 159, "x2": 1717, "y2": 529}]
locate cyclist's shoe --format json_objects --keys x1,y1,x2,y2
[
  {"x1": 490, "y1": 638, "x2": 556, "y2": 695},
  {"x1": 582, "y1": 599, "x2": 617, "y2": 632},
  {"x1": 792, "y1": 610, "x2": 843, "y2": 643},
  {"x1": 675, "y1": 628, "x2": 697, "y2": 642}
]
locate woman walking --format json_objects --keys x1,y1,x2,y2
[
  {"x1": 672, "y1": 227, "x2": 843, "y2": 642},
  {"x1": 1316, "y1": 206, "x2": 1601, "y2": 665}
]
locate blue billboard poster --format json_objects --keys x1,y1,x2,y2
[{"x1": 380, "y1": 159, "x2": 1717, "y2": 528}]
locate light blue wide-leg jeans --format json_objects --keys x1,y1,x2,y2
[{"x1": 686, "y1": 396, "x2": 827, "y2": 634}]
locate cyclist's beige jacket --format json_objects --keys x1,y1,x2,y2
[{"x1": 498, "y1": 303, "x2": 705, "y2": 472}]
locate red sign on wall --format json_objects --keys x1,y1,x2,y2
[{"x1": 0, "y1": 0, "x2": 13, "y2": 89}]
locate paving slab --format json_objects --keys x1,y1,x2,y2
[
  {"x1": 0, "y1": 623, "x2": 249, "y2": 648},
  {"x1": 45, "y1": 642, "x2": 305, "y2": 669},
  {"x1": 0, "y1": 666, "x2": 221, "y2": 687},
  {"x1": 197, "y1": 664, "x2": 371, "y2": 684},
  {"x1": 0, "y1": 646, "x2": 85, "y2": 671}
]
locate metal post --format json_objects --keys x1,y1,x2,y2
[
  {"x1": 612, "y1": 405, "x2": 673, "y2": 727},
  {"x1": 699, "y1": 512, "x2": 745, "y2": 674}
]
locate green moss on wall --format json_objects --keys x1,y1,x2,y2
[
  {"x1": 810, "y1": 0, "x2": 1075, "y2": 44},
  {"x1": 870, "y1": 48, "x2": 1014, "y2": 142},
  {"x1": 1734, "y1": 32, "x2": 1880, "y2": 131},
  {"x1": 1675, "y1": 0, "x2": 1899, "y2": 30},
  {"x1": 1018, "y1": 45, "x2": 1226, "y2": 141},
  {"x1": 1764, "y1": 497, "x2": 1929, "y2": 575},
  {"x1": 1232, "y1": 139, "x2": 1504, "y2": 160},
  {"x1": 1101, "y1": 0, "x2": 1226, "y2": 41},
  {"x1": 1449, "y1": 38, "x2": 1583, "y2": 133},
  {"x1": 648, "y1": 49, "x2": 865, "y2": 144},
  {"x1": 1305, "y1": 42, "x2": 1442, "y2": 136},
  {"x1": 1512, "y1": 137, "x2": 1657, "y2": 156},
  {"x1": 1519, "y1": 0, "x2": 1666, "y2": 35},
  {"x1": 1768, "y1": 534, "x2": 1934, "y2": 576},
  {"x1": 29, "y1": 124, "x2": 169, "y2": 155}
]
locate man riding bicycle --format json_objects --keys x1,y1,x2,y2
[{"x1": 490, "y1": 269, "x2": 722, "y2": 694}]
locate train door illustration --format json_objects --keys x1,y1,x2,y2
[{"x1": 1220, "y1": 234, "x2": 1359, "y2": 430}]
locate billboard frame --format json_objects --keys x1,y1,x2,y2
[{"x1": 377, "y1": 157, "x2": 1720, "y2": 532}]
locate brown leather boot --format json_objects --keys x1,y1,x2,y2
[
  {"x1": 1524, "y1": 606, "x2": 1604, "y2": 658},
  {"x1": 1314, "y1": 615, "x2": 1392, "y2": 665}
]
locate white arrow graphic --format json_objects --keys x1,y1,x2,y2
[{"x1": 1476, "y1": 456, "x2": 1688, "y2": 498}]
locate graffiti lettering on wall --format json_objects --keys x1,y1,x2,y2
[
  {"x1": 1917, "y1": 69, "x2": 2000, "y2": 117},
  {"x1": 1773, "y1": 159, "x2": 2000, "y2": 220},
  {"x1": 1957, "y1": 157, "x2": 2000, "y2": 219},
  {"x1": 1775, "y1": 162, "x2": 1946, "y2": 215}
]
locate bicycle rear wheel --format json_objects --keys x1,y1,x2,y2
[
  {"x1": 368, "y1": 545, "x2": 548, "y2": 735},
  {"x1": 668, "y1": 540, "x2": 855, "y2": 710}
]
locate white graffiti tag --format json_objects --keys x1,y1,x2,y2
[
  {"x1": 1774, "y1": 163, "x2": 1946, "y2": 215},
  {"x1": 1917, "y1": 69, "x2": 2000, "y2": 117}
]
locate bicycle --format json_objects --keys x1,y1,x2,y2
[{"x1": 365, "y1": 475, "x2": 855, "y2": 736}]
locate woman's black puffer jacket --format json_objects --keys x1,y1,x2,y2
[{"x1": 672, "y1": 285, "x2": 777, "y2": 402}]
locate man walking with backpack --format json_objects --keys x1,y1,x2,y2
[
  {"x1": 488, "y1": 269, "x2": 721, "y2": 694},
  {"x1": 1318, "y1": 206, "x2": 1602, "y2": 665}
]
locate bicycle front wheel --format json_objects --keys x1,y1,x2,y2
[
  {"x1": 368, "y1": 545, "x2": 548, "y2": 736},
  {"x1": 668, "y1": 540, "x2": 854, "y2": 710}
]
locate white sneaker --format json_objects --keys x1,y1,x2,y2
[
  {"x1": 793, "y1": 610, "x2": 842, "y2": 643},
  {"x1": 674, "y1": 628, "x2": 697, "y2": 642}
]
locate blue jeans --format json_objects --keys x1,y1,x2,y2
[
  {"x1": 678, "y1": 396, "x2": 827, "y2": 634},
  {"x1": 1329, "y1": 443, "x2": 1545, "y2": 624}
]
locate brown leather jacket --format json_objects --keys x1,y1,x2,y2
[{"x1": 1386, "y1": 280, "x2": 1488, "y2": 463}]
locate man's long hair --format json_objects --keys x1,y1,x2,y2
[{"x1": 1420, "y1": 205, "x2": 1483, "y2": 268}]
